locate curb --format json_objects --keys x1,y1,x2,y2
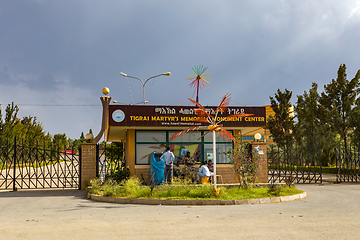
[{"x1": 87, "y1": 191, "x2": 307, "y2": 206}]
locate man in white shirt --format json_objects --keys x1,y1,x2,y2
[
  {"x1": 160, "y1": 147, "x2": 175, "y2": 183},
  {"x1": 197, "y1": 161, "x2": 211, "y2": 182}
]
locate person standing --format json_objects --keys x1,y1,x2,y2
[
  {"x1": 207, "y1": 160, "x2": 214, "y2": 173},
  {"x1": 160, "y1": 147, "x2": 175, "y2": 184},
  {"x1": 173, "y1": 161, "x2": 185, "y2": 179},
  {"x1": 183, "y1": 151, "x2": 195, "y2": 182},
  {"x1": 207, "y1": 160, "x2": 214, "y2": 183}
]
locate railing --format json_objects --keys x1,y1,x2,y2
[
  {"x1": 96, "y1": 142, "x2": 124, "y2": 181},
  {"x1": 0, "y1": 138, "x2": 80, "y2": 190},
  {"x1": 336, "y1": 141, "x2": 360, "y2": 182},
  {"x1": 268, "y1": 140, "x2": 322, "y2": 184}
]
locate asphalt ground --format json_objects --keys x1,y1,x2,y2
[{"x1": 0, "y1": 183, "x2": 360, "y2": 240}]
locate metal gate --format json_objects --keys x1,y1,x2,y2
[
  {"x1": 268, "y1": 140, "x2": 322, "y2": 184},
  {"x1": 0, "y1": 138, "x2": 80, "y2": 190},
  {"x1": 336, "y1": 141, "x2": 360, "y2": 182},
  {"x1": 96, "y1": 142, "x2": 124, "y2": 181}
]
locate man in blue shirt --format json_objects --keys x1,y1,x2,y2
[{"x1": 160, "y1": 147, "x2": 175, "y2": 184}]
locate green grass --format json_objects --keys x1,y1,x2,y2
[{"x1": 89, "y1": 178, "x2": 303, "y2": 200}]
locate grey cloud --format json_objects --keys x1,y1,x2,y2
[{"x1": 1, "y1": 0, "x2": 360, "y2": 138}]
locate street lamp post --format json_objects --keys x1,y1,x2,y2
[
  {"x1": 112, "y1": 100, "x2": 148, "y2": 105},
  {"x1": 120, "y1": 72, "x2": 171, "y2": 105}
]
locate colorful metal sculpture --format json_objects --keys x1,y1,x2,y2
[
  {"x1": 169, "y1": 94, "x2": 253, "y2": 188},
  {"x1": 187, "y1": 65, "x2": 211, "y2": 103},
  {"x1": 169, "y1": 93, "x2": 252, "y2": 142}
]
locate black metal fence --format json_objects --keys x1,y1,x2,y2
[
  {"x1": 0, "y1": 138, "x2": 80, "y2": 190},
  {"x1": 96, "y1": 142, "x2": 124, "y2": 180},
  {"x1": 268, "y1": 140, "x2": 322, "y2": 184},
  {"x1": 336, "y1": 141, "x2": 360, "y2": 182}
]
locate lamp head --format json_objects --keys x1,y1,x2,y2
[
  {"x1": 163, "y1": 72, "x2": 171, "y2": 76},
  {"x1": 85, "y1": 133, "x2": 93, "y2": 140},
  {"x1": 120, "y1": 72, "x2": 127, "y2": 77},
  {"x1": 254, "y1": 133, "x2": 262, "y2": 141}
]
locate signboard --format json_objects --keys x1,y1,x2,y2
[{"x1": 109, "y1": 105, "x2": 266, "y2": 127}]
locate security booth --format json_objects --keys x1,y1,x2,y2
[{"x1": 105, "y1": 104, "x2": 267, "y2": 183}]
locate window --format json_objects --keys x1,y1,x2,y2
[
  {"x1": 136, "y1": 144, "x2": 164, "y2": 165},
  {"x1": 168, "y1": 131, "x2": 201, "y2": 142},
  {"x1": 204, "y1": 132, "x2": 233, "y2": 142},
  {"x1": 136, "y1": 131, "x2": 166, "y2": 142},
  {"x1": 135, "y1": 130, "x2": 233, "y2": 165},
  {"x1": 203, "y1": 143, "x2": 232, "y2": 164},
  {"x1": 135, "y1": 131, "x2": 167, "y2": 165},
  {"x1": 170, "y1": 143, "x2": 202, "y2": 163}
]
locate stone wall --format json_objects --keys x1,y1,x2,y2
[
  {"x1": 135, "y1": 164, "x2": 237, "y2": 184},
  {"x1": 80, "y1": 143, "x2": 97, "y2": 190},
  {"x1": 252, "y1": 142, "x2": 268, "y2": 183}
]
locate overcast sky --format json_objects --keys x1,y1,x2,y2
[{"x1": 1, "y1": 0, "x2": 360, "y2": 140}]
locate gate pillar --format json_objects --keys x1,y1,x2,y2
[
  {"x1": 252, "y1": 142, "x2": 268, "y2": 183},
  {"x1": 81, "y1": 143, "x2": 97, "y2": 190}
]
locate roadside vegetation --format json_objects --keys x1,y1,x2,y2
[
  {"x1": 88, "y1": 177, "x2": 302, "y2": 200},
  {"x1": 88, "y1": 133, "x2": 304, "y2": 201}
]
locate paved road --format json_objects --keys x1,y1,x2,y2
[{"x1": 0, "y1": 183, "x2": 360, "y2": 240}]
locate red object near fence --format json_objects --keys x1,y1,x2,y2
[{"x1": 63, "y1": 150, "x2": 74, "y2": 155}]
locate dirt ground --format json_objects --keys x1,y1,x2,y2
[{"x1": 0, "y1": 183, "x2": 360, "y2": 240}]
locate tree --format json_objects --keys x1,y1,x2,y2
[
  {"x1": 350, "y1": 97, "x2": 360, "y2": 146},
  {"x1": 0, "y1": 102, "x2": 70, "y2": 150},
  {"x1": 266, "y1": 88, "x2": 295, "y2": 148},
  {"x1": 72, "y1": 132, "x2": 87, "y2": 153},
  {"x1": 53, "y1": 133, "x2": 68, "y2": 151},
  {"x1": 20, "y1": 116, "x2": 46, "y2": 145},
  {"x1": 295, "y1": 83, "x2": 320, "y2": 142},
  {"x1": 0, "y1": 102, "x2": 21, "y2": 142},
  {"x1": 295, "y1": 83, "x2": 336, "y2": 166},
  {"x1": 319, "y1": 64, "x2": 360, "y2": 157}
]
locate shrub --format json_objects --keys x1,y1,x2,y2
[
  {"x1": 105, "y1": 166, "x2": 130, "y2": 183},
  {"x1": 89, "y1": 178, "x2": 102, "y2": 195},
  {"x1": 88, "y1": 178, "x2": 303, "y2": 200},
  {"x1": 226, "y1": 137, "x2": 259, "y2": 188}
]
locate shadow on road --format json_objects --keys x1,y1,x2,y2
[{"x1": 0, "y1": 189, "x2": 86, "y2": 199}]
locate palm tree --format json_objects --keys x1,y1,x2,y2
[
  {"x1": 169, "y1": 93, "x2": 253, "y2": 188},
  {"x1": 187, "y1": 65, "x2": 211, "y2": 103}
]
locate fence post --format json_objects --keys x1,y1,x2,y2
[
  {"x1": 13, "y1": 137, "x2": 17, "y2": 191},
  {"x1": 80, "y1": 143, "x2": 97, "y2": 190},
  {"x1": 252, "y1": 142, "x2": 268, "y2": 183}
]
